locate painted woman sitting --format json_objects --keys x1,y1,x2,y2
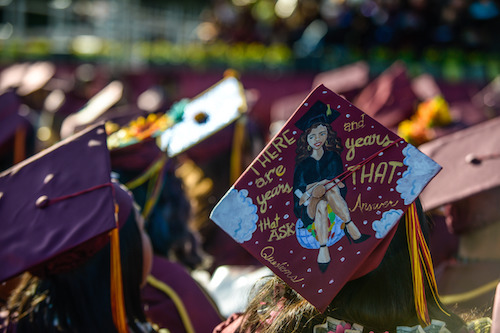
[{"x1": 293, "y1": 101, "x2": 368, "y2": 271}]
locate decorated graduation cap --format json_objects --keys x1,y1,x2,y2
[
  {"x1": 210, "y1": 84, "x2": 442, "y2": 323},
  {"x1": 107, "y1": 113, "x2": 171, "y2": 220},
  {"x1": 159, "y1": 70, "x2": 247, "y2": 158},
  {"x1": 0, "y1": 123, "x2": 131, "y2": 333}
]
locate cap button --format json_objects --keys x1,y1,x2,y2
[
  {"x1": 465, "y1": 153, "x2": 481, "y2": 165},
  {"x1": 194, "y1": 111, "x2": 209, "y2": 124},
  {"x1": 36, "y1": 195, "x2": 50, "y2": 208}
]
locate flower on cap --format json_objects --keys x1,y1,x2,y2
[{"x1": 398, "y1": 95, "x2": 452, "y2": 146}]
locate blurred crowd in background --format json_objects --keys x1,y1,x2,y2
[{"x1": 0, "y1": 0, "x2": 499, "y2": 78}]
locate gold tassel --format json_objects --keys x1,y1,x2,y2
[
  {"x1": 110, "y1": 203, "x2": 128, "y2": 333},
  {"x1": 125, "y1": 156, "x2": 166, "y2": 219},
  {"x1": 406, "y1": 202, "x2": 430, "y2": 326},
  {"x1": 230, "y1": 116, "x2": 246, "y2": 183},
  {"x1": 125, "y1": 156, "x2": 166, "y2": 190},
  {"x1": 406, "y1": 202, "x2": 449, "y2": 327},
  {"x1": 14, "y1": 126, "x2": 26, "y2": 164},
  {"x1": 414, "y1": 207, "x2": 450, "y2": 317}
]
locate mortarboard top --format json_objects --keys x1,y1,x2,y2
[
  {"x1": 159, "y1": 70, "x2": 247, "y2": 157},
  {"x1": 312, "y1": 61, "x2": 370, "y2": 101},
  {"x1": 210, "y1": 84, "x2": 441, "y2": 313},
  {"x1": 0, "y1": 123, "x2": 132, "y2": 282},
  {"x1": 109, "y1": 135, "x2": 164, "y2": 174},
  {"x1": 106, "y1": 111, "x2": 178, "y2": 221},
  {"x1": 411, "y1": 74, "x2": 442, "y2": 101},
  {"x1": 413, "y1": 74, "x2": 488, "y2": 133},
  {"x1": 293, "y1": 100, "x2": 340, "y2": 132},
  {"x1": 106, "y1": 108, "x2": 176, "y2": 173},
  {"x1": 354, "y1": 61, "x2": 417, "y2": 129},
  {"x1": 60, "y1": 80, "x2": 124, "y2": 139},
  {"x1": 418, "y1": 116, "x2": 500, "y2": 212}
]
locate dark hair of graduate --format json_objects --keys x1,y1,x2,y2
[
  {"x1": 239, "y1": 199, "x2": 467, "y2": 333},
  {"x1": 6, "y1": 211, "x2": 153, "y2": 333},
  {"x1": 117, "y1": 167, "x2": 204, "y2": 270},
  {"x1": 295, "y1": 122, "x2": 343, "y2": 164}
]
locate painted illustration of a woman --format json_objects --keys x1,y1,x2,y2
[{"x1": 293, "y1": 101, "x2": 369, "y2": 272}]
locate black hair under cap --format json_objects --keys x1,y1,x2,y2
[{"x1": 294, "y1": 100, "x2": 340, "y2": 131}]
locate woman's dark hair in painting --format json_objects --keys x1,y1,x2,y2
[{"x1": 295, "y1": 121, "x2": 343, "y2": 163}]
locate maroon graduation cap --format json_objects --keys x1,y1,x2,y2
[
  {"x1": 354, "y1": 61, "x2": 417, "y2": 129},
  {"x1": 0, "y1": 123, "x2": 132, "y2": 333},
  {"x1": 210, "y1": 85, "x2": 441, "y2": 315}
]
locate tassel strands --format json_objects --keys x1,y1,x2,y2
[
  {"x1": 110, "y1": 202, "x2": 128, "y2": 333},
  {"x1": 405, "y1": 202, "x2": 450, "y2": 327},
  {"x1": 125, "y1": 156, "x2": 167, "y2": 220},
  {"x1": 230, "y1": 116, "x2": 247, "y2": 184}
]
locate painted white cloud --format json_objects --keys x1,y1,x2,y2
[
  {"x1": 372, "y1": 209, "x2": 403, "y2": 239},
  {"x1": 210, "y1": 188, "x2": 258, "y2": 243},
  {"x1": 396, "y1": 144, "x2": 441, "y2": 205}
]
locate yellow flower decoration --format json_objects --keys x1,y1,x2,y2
[{"x1": 398, "y1": 95, "x2": 452, "y2": 146}]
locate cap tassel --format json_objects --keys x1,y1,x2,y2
[
  {"x1": 230, "y1": 116, "x2": 246, "y2": 183},
  {"x1": 406, "y1": 202, "x2": 450, "y2": 326},
  {"x1": 110, "y1": 203, "x2": 128, "y2": 333},
  {"x1": 14, "y1": 126, "x2": 26, "y2": 164},
  {"x1": 143, "y1": 159, "x2": 166, "y2": 219}
]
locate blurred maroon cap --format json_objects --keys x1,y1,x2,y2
[
  {"x1": 312, "y1": 61, "x2": 370, "y2": 101},
  {"x1": 419, "y1": 116, "x2": 500, "y2": 232},
  {"x1": 354, "y1": 61, "x2": 417, "y2": 128},
  {"x1": 110, "y1": 137, "x2": 163, "y2": 173},
  {"x1": 0, "y1": 123, "x2": 132, "y2": 282}
]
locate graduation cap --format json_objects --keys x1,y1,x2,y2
[
  {"x1": 293, "y1": 100, "x2": 340, "y2": 131},
  {"x1": 419, "y1": 116, "x2": 500, "y2": 228},
  {"x1": 312, "y1": 61, "x2": 369, "y2": 101},
  {"x1": 418, "y1": 117, "x2": 500, "y2": 314},
  {"x1": 354, "y1": 61, "x2": 417, "y2": 128},
  {"x1": 408, "y1": 73, "x2": 489, "y2": 142},
  {"x1": 210, "y1": 85, "x2": 441, "y2": 323},
  {"x1": 0, "y1": 123, "x2": 132, "y2": 332},
  {"x1": 107, "y1": 113, "x2": 170, "y2": 220},
  {"x1": 159, "y1": 71, "x2": 247, "y2": 157}
]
